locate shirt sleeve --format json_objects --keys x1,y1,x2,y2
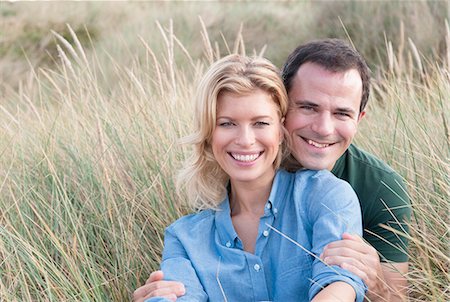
[
  {"x1": 145, "y1": 227, "x2": 208, "y2": 302},
  {"x1": 301, "y1": 171, "x2": 367, "y2": 302},
  {"x1": 365, "y1": 173, "x2": 411, "y2": 262}
]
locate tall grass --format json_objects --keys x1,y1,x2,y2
[
  {"x1": 355, "y1": 24, "x2": 449, "y2": 301},
  {"x1": 1, "y1": 11, "x2": 449, "y2": 302},
  {"x1": 0, "y1": 22, "x2": 200, "y2": 301}
]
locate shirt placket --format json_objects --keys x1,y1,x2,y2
[
  {"x1": 244, "y1": 252, "x2": 270, "y2": 301},
  {"x1": 245, "y1": 202, "x2": 275, "y2": 302}
]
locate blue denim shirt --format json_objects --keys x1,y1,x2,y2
[{"x1": 147, "y1": 169, "x2": 366, "y2": 302}]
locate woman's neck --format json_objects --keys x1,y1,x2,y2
[{"x1": 229, "y1": 173, "x2": 275, "y2": 217}]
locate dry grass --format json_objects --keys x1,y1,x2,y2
[{"x1": 0, "y1": 2, "x2": 449, "y2": 301}]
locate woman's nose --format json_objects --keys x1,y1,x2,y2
[{"x1": 235, "y1": 127, "x2": 255, "y2": 146}]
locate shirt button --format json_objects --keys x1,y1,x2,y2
[
  {"x1": 263, "y1": 230, "x2": 269, "y2": 237},
  {"x1": 273, "y1": 208, "x2": 278, "y2": 214},
  {"x1": 266, "y1": 203, "x2": 272, "y2": 209},
  {"x1": 225, "y1": 241, "x2": 231, "y2": 248},
  {"x1": 253, "y1": 264, "x2": 261, "y2": 272}
]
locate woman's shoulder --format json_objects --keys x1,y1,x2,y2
[
  {"x1": 276, "y1": 168, "x2": 351, "y2": 193},
  {"x1": 167, "y1": 209, "x2": 215, "y2": 234},
  {"x1": 293, "y1": 169, "x2": 354, "y2": 194},
  {"x1": 294, "y1": 168, "x2": 339, "y2": 183},
  {"x1": 293, "y1": 170, "x2": 360, "y2": 221}
]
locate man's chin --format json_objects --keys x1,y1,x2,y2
[
  {"x1": 294, "y1": 156, "x2": 334, "y2": 171},
  {"x1": 292, "y1": 145, "x2": 345, "y2": 171},
  {"x1": 303, "y1": 164, "x2": 331, "y2": 171}
]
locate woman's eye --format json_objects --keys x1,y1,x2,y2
[
  {"x1": 255, "y1": 121, "x2": 270, "y2": 126},
  {"x1": 218, "y1": 122, "x2": 234, "y2": 127}
]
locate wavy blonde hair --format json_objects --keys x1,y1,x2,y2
[{"x1": 177, "y1": 54, "x2": 289, "y2": 210}]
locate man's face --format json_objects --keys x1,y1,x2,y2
[{"x1": 284, "y1": 62, "x2": 365, "y2": 171}]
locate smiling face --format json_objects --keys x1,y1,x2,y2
[
  {"x1": 284, "y1": 62, "x2": 365, "y2": 171},
  {"x1": 212, "y1": 89, "x2": 282, "y2": 187}
]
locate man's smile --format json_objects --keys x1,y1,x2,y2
[
  {"x1": 305, "y1": 139, "x2": 332, "y2": 148},
  {"x1": 297, "y1": 135, "x2": 335, "y2": 149}
]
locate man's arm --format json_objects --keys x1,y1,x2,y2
[
  {"x1": 379, "y1": 262, "x2": 408, "y2": 301},
  {"x1": 321, "y1": 233, "x2": 408, "y2": 302}
]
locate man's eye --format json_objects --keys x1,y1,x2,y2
[
  {"x1": 336, "y1": 112, "x2": 351, "y2": 118},
  {"x1": 300, "y1": 105, "x2": 314, "y2": 111}
]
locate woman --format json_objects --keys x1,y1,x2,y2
[{"x1": 142, "y1": 54, "x2": 366, "y2": 301}]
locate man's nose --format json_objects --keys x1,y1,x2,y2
[{"x1": 311, "y1": 113, "x2": 334, "y2": 136}]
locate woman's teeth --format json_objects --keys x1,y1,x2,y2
[{"x1": 231, "y1": 153, "x2": 260, "y2": 162}]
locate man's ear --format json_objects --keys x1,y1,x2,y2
[{"x1": 358, "y1": 110, "x2": 366, "y2": 122}]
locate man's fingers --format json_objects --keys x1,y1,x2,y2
[
  {"x1": 324, "y1": 236, "x2": 376, "y2": 256},
  {"x1": 146, "y1": 270, "x2": 164, "y2": 284},
  {"x1": 341, "y1": 232, "x2": 364, "y2": 242},
  {"x1": 149, "y1": 281, "x2": 186, "y2": 297},
  {"x1": 342, "y1": 261, "x2": 380, "y2": 290},
  {"x1": 322, "y1": 248, "x2": 378, "y2": 268},
  {"x1": 149, "y1": 281, "x2": 185, "y2": 295},
  {"x1": 161, "y1": 294, "x2": 178, "y2": 302},
  {"x1": 166, "y1": 283, "x2": 185, "y2": 296},
  {"x1": 340, "y1": 262, "x2": 370, "y2": 284},
  {"x1": 146, "y1": 286, "x2": 185, "y2": 299},
  {"x1": 322, "y1": 255, "x2": 378, "y2": 286},
  {"x1": 321, "y1": 244, "x2": 365, "y2": 259},
  {"x1": 133, "y1": 284, "x2": 151, "y2": 300},
  {"x1": 323, "y1": 255, "x2": 368, "y2": 270},
  {"x1": 133, "y1": 280, "x2": 185, "y2": 302}
]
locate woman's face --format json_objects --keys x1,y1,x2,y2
[{"x1": 212, "y1": 89, "x2": 283, "y2": 187}]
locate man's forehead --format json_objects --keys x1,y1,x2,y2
[{"x1": 293, "y1": 63, "x2": 362, "y2": 84}]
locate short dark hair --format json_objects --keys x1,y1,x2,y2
[{"x1": 281, "y1": 39, "x2": 371, "y2": 112}]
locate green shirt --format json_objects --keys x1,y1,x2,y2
[{"x1": 331, "y1": 144, "x2": 411, "y2": 262}]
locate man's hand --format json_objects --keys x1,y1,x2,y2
[
  {"x1": 320, "y1": 233, "x2": 407, "y2": 302},
  {"x1": 133, "y1": 270, "x2": 186, "y2": 302}
]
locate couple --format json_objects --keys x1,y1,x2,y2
[{"x1": 134, "y1": 39, "x2": 410, "y2": 302}]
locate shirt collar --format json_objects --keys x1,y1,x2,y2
[
  {"x1": 265, "y1": 170, "x2": 288, "y2": 219},
  {"x1": 215, "y1": 170, "x2": 288, "y2": 245},
  {"x1": 215, "y1": 196, "x2": 239, "y2": 248}
]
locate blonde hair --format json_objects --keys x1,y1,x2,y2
[{"x1": 177, "y1": 54, "x2": 289, "y2": 210}]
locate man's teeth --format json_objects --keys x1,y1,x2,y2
[
  {"x1": 307, "y1": 140, "x2": 330, "y2": 148},
  {"x1": 231, "y1": 153, "x2": 260, "y2": 162}
]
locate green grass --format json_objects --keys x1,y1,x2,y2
[{"x1": 0, "y1": 2, "x2": 449, "y2": 301}]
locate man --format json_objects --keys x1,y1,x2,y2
[
  {"x1": 281, "y1": 39, "x2": 410, "y2": 302},
  {"x1": 133, "y1": 39, "x2": 411, "y2": 302}
]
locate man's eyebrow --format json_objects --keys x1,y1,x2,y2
[
  {"x1": 336, "y1": 107, "x2": 357, "y2": 114},
  {"x1": 292, "y1": 100, "x2": 318, "y2": 107}
]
